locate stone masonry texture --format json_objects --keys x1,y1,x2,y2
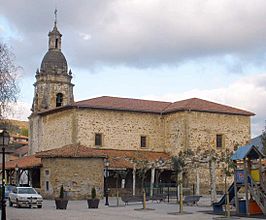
[
  {"x1": 31, "y1": 109, "x2": 250, "y2": 154},
  {"x1": 40, "y1": 157, "x2": 104, "y2": 200},
  {"x1": 30, "y1": 105, "x2": 251, "y2": 195}
]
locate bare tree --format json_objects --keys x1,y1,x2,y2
[
  {"x1": 262, "y1": 121, "x2": 266, "y2": 155},
  {"x1": 131, "y1": 153, "x2": 168, "y2": 210},
  {"x1": 172, "y1": 149, "x2": 194, "y2": 214},
  {"x1": 0, "y1": 42, "x2": 20, "y2": 119},
  {"x1": 220, "y1": 149, "x2": 236, "y2": 218},
  {"x1": 134, "y1": 159, "x2": 150, "y2": 209}
]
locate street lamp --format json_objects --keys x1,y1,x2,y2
[
  {"x1": 158, "y1": 157, "x2": 164, "y2": 166},
  {"x1": 104, "y1": 158, "x2": 110, "y2": 206},
  {"x1": 15, "y1": 164, "x2": 19, "y2": 186},
  {"x1": 0, "y1": 129, "x2": 10, "y2": 220}
]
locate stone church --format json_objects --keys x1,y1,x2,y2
[{"x1": 7, "y1": 20, "x2": 254, "y2": 199}]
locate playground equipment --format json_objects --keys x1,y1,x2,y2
[
  {"x1": 213, "y1": 144, "x2": 266, "y2": 216},
  {"x1": 213, "y1": 182, "x2": 241, "y2": 213}
]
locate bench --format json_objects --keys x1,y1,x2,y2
[
  {"x1": 183, "y1": 195, "x2": 202, "y2": 206},
  {"x1": 121, "y1": 195, "x2": 150, "y2": 205},
  {"x1": 151, "y1": 194, "x2": 167, "y2": 203}
]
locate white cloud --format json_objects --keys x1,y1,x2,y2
[
  {"x1": 1, "y1": 0, "x2": 266, "y2": 139},
  {"x1": 142, "y1": 73, "x2": 266, "y2": 137},
  {"x1": 78, "y1": 32, "x2": 91, "y2": 41},
  {"x1": 1, "y1": 1, "x2": 266, "y2": 70},
  {"x1": 7, "y1": 74, "x2": 266, "y2": 139}
]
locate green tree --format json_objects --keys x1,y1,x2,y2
[{"x1": 20, "y1": 127, "x2": 29, "y2": 136}]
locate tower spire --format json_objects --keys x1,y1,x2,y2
[
  {"x1": 48, "y1": 9, "x2": 62, "y2": 51},
  {"x1": 54, "y1": 8, "x2": 58, "y2": 27}
]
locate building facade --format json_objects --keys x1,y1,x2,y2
[{"x1": 25, "y1": 21, "x2": 255, "y2": 198}]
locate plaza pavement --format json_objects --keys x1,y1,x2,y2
[{"x1": 6, "y1": 197, "x2": 262, "y2": 220}]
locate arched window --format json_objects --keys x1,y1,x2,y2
[
  {"x1": 56, "y1": 93, "x2": 63, "y2": 107},
  {"x1": 55, "y1": 38, "x2": 58, "y2": 49}
]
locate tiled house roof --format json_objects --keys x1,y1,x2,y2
[
  {"x1": 36, "y1": 144, "x2": 171, "y2": 169},
  {"x1": 5, "y1": 155, "x2": 41, "y2": 169},
  {"x1": 75, "y1": 96, "x2": 171, "y2": 114},
  {"x1": 36, "y1": 144, "x2": 107, "y2": 158},
  {"x1": 5, "y1": 145, "x2": 171, "y2": 170},
  {"x1": 164, "y1": 98, "x2": 254, "y2": 115},
  {"x1": 75, "y1": 96, "x2": 254, "y2": 116},
  {"x1": 38, "y1": 96, "x2": 254, "y2": 116}
]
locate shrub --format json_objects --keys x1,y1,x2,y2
[
  {"x1": 91, "y1": 187, "x2": 96, "y2": 200},
  {"x1": 59, "y1": 185, "x2": 64, "y2": 199}
]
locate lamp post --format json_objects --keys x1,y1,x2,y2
[
  {"x1": 104, "y1": 158, "x2": 110, "y2": 206},
  {"x1": 15, "y1": 164, "x2": 19, "y2": 186},
  {"x1": 158, "y1": 157, "x2": 164, "y2": 166},
  {"x1": 0, "y1": 129, "x2": 10, "y2": 220}
]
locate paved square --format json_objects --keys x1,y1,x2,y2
[{"x1": 6, "y1": 198, "x2": 261, "y2": 220}]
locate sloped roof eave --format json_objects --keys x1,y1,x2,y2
[
  {"x1": 77, "y1": 106, "x2": 162, "y2": 114},
  {"x1": 32, "y1": 96, "x2": 255, "y2": 117},
  {"x1": 162, "y1": 108, "x2": 254, "y2": 116},
  {"x1": 5, "y1": 155, "x2": 42, "y2": 170},
  {"x1": 35, "y1": 144, "x2": 171, "y2": 169},
  {"x1": 36, "y1": 155, "x2": 107, "y2": 159},
  {"x1": 231, "y1": 145, "x2": 265, "y2": 161}
]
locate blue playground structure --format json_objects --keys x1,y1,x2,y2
[
  {"x1": 213, "y1": 182, "x2": 241, "y2": 213},
  {"x1": 213, "y1": 143, "x2": 266, "y2": 217}
]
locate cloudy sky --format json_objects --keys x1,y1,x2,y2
[{"x1": 0, "y1": 0, "x2": 266, "y2": 137}]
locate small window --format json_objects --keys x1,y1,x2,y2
[
  {"x1": 56, "y1": 93, "x2": 63, "y2": 107},
  {"x1": 55, "y1": 38, "x2": 58, "y2": 48},
  {"x1": 140, "y1": 136, "x2": 147, "y2": 148},
  {"x1": 45, "y1": 170, "x2": 49, "y2": 176},
  {"x1": 95, "y1": 133, "x2": 102, "y2": 146},
  {"x1": 46, "y1": 181, "x2": 49, "y2": 191},
  {"x1": 216, "y1": 134, "x2": 223, "y2": 148}
]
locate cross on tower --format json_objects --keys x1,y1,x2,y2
[{"x1": 54, "y1": 8, "x2": 58, "y2": 26}]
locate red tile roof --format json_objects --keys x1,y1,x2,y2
[
  {"x1": 36, "y1": 145, "x2": 107, "y2": 158},
  {"x1": 75, "y1": 96, "x2": 254, "y2": 116},
  {"x1": 5, "y1": 145, "x2": 170, "y2": 170},
  {"x1": 164, "y1": 98, "x2": 255, "y2": 116},
  {"x1": 11, "y1": 134, "x2": 28, "y2": 139},
  {"x1": 36, "y1": 144, "x2": 171, "y2": 169},
  {"x1": 75, "y1": 96, "x2": 171, "y2": 114},
  {"x1": 5, "y1": 155, "x2": 42, "y2": 170}
]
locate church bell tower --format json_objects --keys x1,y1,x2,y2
[{"x1": 32, "y1": 11, "x2": 74, "y2": 112}]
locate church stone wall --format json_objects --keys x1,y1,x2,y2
[
  {"x1": 164, "y1": 111, "x2": 250, "y2": 155},
  {"x1": 29, "y1": 115, "x2": 43, "y2": 155},
  {"x1": 163, "y1": 111, "x2": 250, "y2": 194},
  {"x1": 188, "y1": 111, "x2": 250, "y2": 151},
  {"x1": 40, "y1": 157, "x2": 104, "y2": 199},
  {"x1": 164, "y1": 112, "x2": 188, "y2": 154},
  {"x1": 30, "y1": 107, "x2": 251, "y2": 195},
  {"x1": 186, "y1": 112, "x2": 250, "y2": 194},
  {"x1": 77, "y1": 109, "x2": 165, "y2": 151},
  {"x1": 30, "y1": 108, "x2": 251, "y2": 156},
  {"x1": 30, "y1": 109, "x2": 75, "y2": 154}
]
